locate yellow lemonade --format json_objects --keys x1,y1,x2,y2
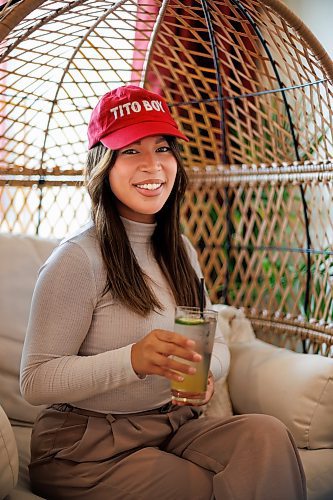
[
  {"x1": 171, "y1": 315, "x2": 216, "y2": 403},
  {"x1": 170, "y1": 352, "x2": 211, "y2": 394}
]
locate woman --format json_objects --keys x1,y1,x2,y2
[{"x1": 21, "y1": 85, "x2": 306, "y2": 499}]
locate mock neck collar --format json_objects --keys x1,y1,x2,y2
[{"x1": 120, "y1": 216, "x2": 156, "y2": 244}]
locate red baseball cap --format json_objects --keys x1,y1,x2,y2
[{"x1": 87, "y1": 85, "x2": 189, "y2": 150}]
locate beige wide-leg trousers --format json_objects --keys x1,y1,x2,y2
[{"x1": 29, "y1": 404, "x2": 306, "y2": 500}]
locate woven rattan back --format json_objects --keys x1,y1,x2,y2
[{"x1": 1, "y1": 0, "x2": 332, "y2": 355}]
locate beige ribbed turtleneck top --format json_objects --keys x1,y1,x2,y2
[{"x1": 20, "y1": 217, "x2": 230, "y2": 413}]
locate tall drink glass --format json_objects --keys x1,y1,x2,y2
[{"x1": 171, "y1": 306, "x2": 217, "y2": 404}]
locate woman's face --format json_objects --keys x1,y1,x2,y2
[{"x1": 108, "y1": 135, "x2": 178, "y2": 223}]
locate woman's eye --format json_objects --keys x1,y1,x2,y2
[
  {"x1": 121, "y1": 148, "x2": 137, "y2": 155},
  {"x1": 156, "y1": 146, "x2": 171, "y2": 153}
]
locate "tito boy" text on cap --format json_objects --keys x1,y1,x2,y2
[{"x1": 110, "y1": 100, "x2": 166, "y2": 120}]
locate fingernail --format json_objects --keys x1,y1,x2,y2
[
  {"x1": 177, "y1": 375, "x2": 184, "y2": 381},
  {"x1": 193, "y1": 353, "x2": 202, "y2": 361},
  {"x1": 187, "y1": 339, "x2": 195, "y2": 347},
  {"x1": 188, "y1": 367, "x2": 196, "y2": 374}
]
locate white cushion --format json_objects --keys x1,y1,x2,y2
[
  {"x1": 228, "y1": 339, "x2": 333, "y2": 449},
  {"x1": 0, "y1": 234, "x2": 57, "y2": 425},
  {"x1": 0, "y1": 404, "x2": 18, "y2": 498},
  {"x1": 204, "y1": 305, "x2": 255, "y2": 419},
  {"x1": 204, "y1": 376, "x2": 233, "y2": 419},
  {"x1": 9, "y1": 426, "x2": 44, "y2": 498},
  {"x1": 299, "y1": 448, "x2": 333, "y2": 500},
  {"x1": 7, "y1": 489, "x2": 45, "y2": 500},
  {"x1": 12, "y1": 426, "x2": 33, "y2": 491},
  {"x1": 211, "y1": 304, "x2": 255, "y2": 344}
]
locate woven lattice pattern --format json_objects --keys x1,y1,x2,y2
[
  {"x1": 1, "y1": 0, "x2": 333, "y2": 173},
  {"x1": 182, "y1": 163, "x2": 333, "y2": 348},
  {"x1": 1, "y1": 0, "x2": 332, "y2": 355},
  {"x1": 147, "y1": 0, "x2": 333, "y2": 166},
  {"x1": 0, "y1": 0, "x2": 153, "y2": 172}
]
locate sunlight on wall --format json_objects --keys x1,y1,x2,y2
[{"x1": 283, "y1": 0, "x2": 333, "y2": 58}]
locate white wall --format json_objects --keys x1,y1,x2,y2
[{"x1": 283, "y1": 0, "x2": 333, "y2": 58}]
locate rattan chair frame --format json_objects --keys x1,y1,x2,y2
[{"x1": 1, "y1": 0, "x2": 332, "y2": 355}]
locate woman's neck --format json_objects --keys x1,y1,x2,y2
[{"x1": 120, "y1": 216, "x2": 156, "y2": 244}]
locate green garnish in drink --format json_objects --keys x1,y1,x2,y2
[{"x1": 175, "y1": 317, "x2": 205, "y2": 325}]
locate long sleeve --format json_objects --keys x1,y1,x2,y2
[
  {"x1": 20, "y1": 240, "x2": 140, "y2": 407},
  {"x1": 20, "y1": 222, "x2": 230, "y2": 414}
]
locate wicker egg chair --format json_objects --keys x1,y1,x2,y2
[{"x1": 0, "y1": 0, "x2": 332, "y2": 356}]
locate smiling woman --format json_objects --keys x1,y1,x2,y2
[{"x1": 20, "y1": 84, "x2": 306, "y2": 500}]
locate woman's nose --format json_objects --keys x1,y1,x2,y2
[{"x1": 139, "y1": 153, "x2": 162, "y2": 172}]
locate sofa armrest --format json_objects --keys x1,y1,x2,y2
[
  {"x1": 228, "y1": 339, "x2": 333, "y2": 449},
  {"x1": 0, "y1": 404, "x2": 19, "y2": 498}
]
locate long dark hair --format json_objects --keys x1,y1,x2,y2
[{"x1": 85, "y1": 137, "x2": 202, "y2": 316}]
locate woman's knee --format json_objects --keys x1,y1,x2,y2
[
  {"x1": 243, "y1": 413, "x2": 286, "y2": 428},
  {"x1": 240, "y1": 413, "x2": 295, "y2": 448}
]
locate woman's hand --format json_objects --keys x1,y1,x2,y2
[
  {"x1": 172, "y1": 372, "x2": 215, "y2": 407},
  {"x1": 131, "y1": 329, "x2": 202, "y2": 381}
]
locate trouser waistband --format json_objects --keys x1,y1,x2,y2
[{"x1": 50, "y1": 401, "x2": 179, "y2": 418}]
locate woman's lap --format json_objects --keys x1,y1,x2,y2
[
  {"x1": 29, "y1": 406, "x2": 306, "y2": 500},
  {"x1": 31, "y1": 447, "x2": 213, "y2": 500},
  {"x1": 29, "y1": 406, "x2": 213, "y2": 499}
]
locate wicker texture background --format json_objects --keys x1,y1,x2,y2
[{"x1": 1, "y1": 0, "x2": 332, "y2": 355}]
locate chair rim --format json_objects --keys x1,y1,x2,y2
[{"x1": 1, "y1": 0, "x2": 333, "y2": 82}]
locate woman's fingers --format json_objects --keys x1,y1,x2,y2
[
  {"x1": 131, "y1": 329, "x2": 201, "y2": 378},
  {"x1": 157, "y1": 351, "x2": 198, "y2": 373},
  {"x1": 159, "y1": 344, "x2": 201, "y2": 364},
  {"x1": 155, "y1": 329, "x2": 195, "y2": 348},
  {"x1": 148, "y1": 365, "x2": 185, "y2": 382},
  {"x1": 155, "y1": 330, "x2": 201, "y2": 362}
]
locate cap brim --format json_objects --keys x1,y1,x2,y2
[{"x1": 100, "y1": 121, "x2": 189, "y2": 150}]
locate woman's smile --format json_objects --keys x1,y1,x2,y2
[{"x1": 133, "y1": 179, "x2": 166, "y2": 196}]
